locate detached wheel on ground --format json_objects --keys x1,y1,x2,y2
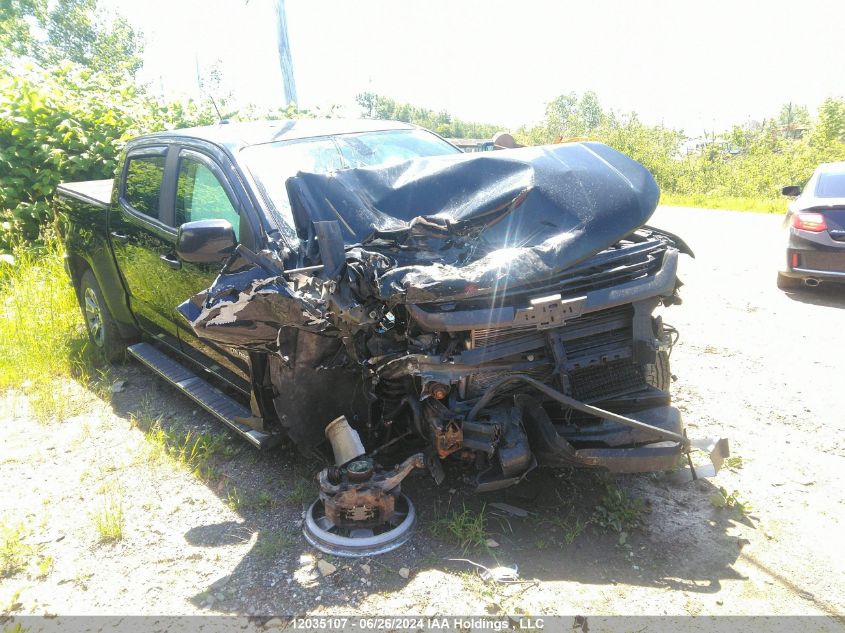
[
  {"x1": 776, "y1": 272, "x2": 802, "y2": 291},
  {"x1": 79, "y1": 269, "x2": 124, "y2": 362}
]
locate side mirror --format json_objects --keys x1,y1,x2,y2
[
  {"x1": 781, "y1": 185, "x2": 802, "y2": 197},
  {"x1": 176, "y1": 219, "x2": 236, "y2": 264}
]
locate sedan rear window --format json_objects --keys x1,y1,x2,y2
[{"x1": 815, "y1": 172, "x2": 845, "y2": 198}]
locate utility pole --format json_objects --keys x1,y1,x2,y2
[{"x1": 275, "y1": 0, "x2": 298, "y2": 107}]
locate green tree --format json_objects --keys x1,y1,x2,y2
[
  {"x1": 0, "y1": 0, "x2": 47, "y2": 60},
  {"x1": 544, "y1": 92, "x2": 580, "y2": 139},
  {"x1": 0, "y1": 0, "x2": 143, "y2": 79},
  {"x1": 355, "y1": 92, "x2": 500, "y2": 139},
  {"x1": 777, "y1": 102, "x2": 810, "y2": 139},
  {"x1": 812, "y1": 97, "x2": 845, "y2": 147}
]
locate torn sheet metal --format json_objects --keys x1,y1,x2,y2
[
  {"x1": 176, "y1": 250, "x2": 333, "y2": 352},
  {"x1": 286, "y1": 142, "x2": 660, "y2": 304}
]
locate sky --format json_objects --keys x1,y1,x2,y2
[{"x1": 110, "y1": 0, "x2": 845, "y2": 137}]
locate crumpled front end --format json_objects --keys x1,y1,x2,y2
[{"x1": 178, "y1": 141, "x2": 728, "y2": 490}]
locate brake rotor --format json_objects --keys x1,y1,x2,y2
[{"x1": 303, "y1": 493, "x2": 416, "y2": 557}]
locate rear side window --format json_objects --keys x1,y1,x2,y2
[
  {"x1": 123, "y1": 156, "x2": 166, "y2": 218},
  {"x1": 815, "y1": 172, "x2": 845, "y2": 198},
  {"x1": 175, "y1": 158, "x2": 240, "y2": 239}
]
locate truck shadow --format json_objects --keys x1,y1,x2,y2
[{"x1": 108, "y1": 367, "x2": 754, "y2": 616}]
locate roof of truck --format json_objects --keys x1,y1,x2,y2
[{"x1": 137, "y1": 119, "x2": 418, "y2": 151}]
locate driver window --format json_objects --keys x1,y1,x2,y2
[{"x1": 175, "y1": 157, "x2": 240, "y2": 240}]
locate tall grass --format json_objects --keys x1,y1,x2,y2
[{"x1": 0, "y1": 236, "x2": 95, "y2": 420}]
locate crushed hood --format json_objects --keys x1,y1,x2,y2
[{"x1": 286, "y1": 141, "x2": 660, "y2": 304}]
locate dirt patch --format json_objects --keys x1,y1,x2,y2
[{"x1": 1, "y1": 206, "x2": 843, "y2": 618}]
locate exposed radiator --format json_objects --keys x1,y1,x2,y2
[{"x1": 467, "y1": 305, "x2": 644, "y2": 401}]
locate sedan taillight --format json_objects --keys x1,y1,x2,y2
[{"x1": 792, "y1": 212, "x2": 828, "y2": 232}]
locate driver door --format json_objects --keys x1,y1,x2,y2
[{"x1": 170, "y1": 149, "x2": 252, "y2": 388}]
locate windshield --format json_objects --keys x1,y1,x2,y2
[
  {"x1": 815, "y1": 171, "x2": 845, "y2": 198},
  {"x1": 240, "y1": 129, "x2": 460, "y2": 235}
]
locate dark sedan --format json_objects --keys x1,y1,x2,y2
[{"x1": 778, "y1": 161, "x2": 845, "y2": 289}]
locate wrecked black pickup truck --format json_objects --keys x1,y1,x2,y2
[{"x1": 58, "y1": 119, "x2": 727, "y2": 555}]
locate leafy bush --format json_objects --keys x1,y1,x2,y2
[{"x1": 0, "y1": 63, "x2": 215, "y2": 250}]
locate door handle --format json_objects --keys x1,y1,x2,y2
[
  {"x1": 110, "y1": 231, "x2": 129, "y2": 243},
  {"x1": 160, "y1": 253, "x2": 182, "y2": 270}
]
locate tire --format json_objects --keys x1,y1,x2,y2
[
  {"x1": 643, "y1": 350, "x2": 671, "y2": 392},
  {"x1": 776, "y1": 272, "x2": 802, "y2": 291},
  {"x1": 79, "y1": 269, "x2": 125, "y2": 362}
]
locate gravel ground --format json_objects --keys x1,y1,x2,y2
[{"x1": 1, "y1": 205, "x2": 843, "y2": 620}]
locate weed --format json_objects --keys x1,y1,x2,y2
[
  {"x1": 224, "y1": 486, "x2": 242, "y2": 512},
  {"x1": 547, "y1": 512, "x2": 588, "y2": 546},
  {"x1": 710, "y1": 487, "x2": 752, "y2": 515},
  {"x1": 92, "y1": 495, "x2": 125, "y2": 542},
  {"x1": 241, "y1": 490, "x2": 275, "y2": 511},
  {"x1": 195, "y1": 462, "x2": 221, "y2": 483},
  {"x1": 592, "y1": 484, "x2": 644, "y2": 534},
  {"x1": 0, "y1": 522, "x2": 39, "y2": 578},
  {"x1": 455, "y1": 569, "x2": 496, "y2": 601},
  {"x1": 2, "y1": 587, "x2": 24, "y2": 616},
  {"x1": 723, "y1": 456, "x2": 744, "y2": 470},
  {"x1": 71, "y1": 570, "x2": 93, "y2": 590},
  {"x1": 141, "y1": 418, "x2": 223, "y2": 480},
  {"x1": 254, "y1": 529, "x2": 294, "y2": 559},
  {"x1": 36, "y1": 554, "x2": 54, "y2": 579},
  {"x1": 218, "y1": 442, "x2": 243, "y2": 460},
  {"x1": 232, "y1": 487, "x2": 276, "y2": 510},
  {"x1": 430, "y1": 505, "x2": 487, "y2": 553},
  {"x1": 285, "y1": 477, "x2": 318, "y2": 505}
]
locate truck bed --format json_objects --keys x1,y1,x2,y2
[{"x1": 56, "y1": 179, "x2": 113, "y2": 209}]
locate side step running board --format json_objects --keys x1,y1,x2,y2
[{"x1": 127, "y1": 342, "x2": 280, "y2": 450}]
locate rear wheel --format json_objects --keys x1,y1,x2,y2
[
  {"x1": 777, "y1": 272, "x2": 802, "y2": 291},
  {"x1": 79, "y1": 269, "x2": 124, "y2": 362},
  {"x1": 643, "y1": 350, "x2": 671, "y2": 392}
]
